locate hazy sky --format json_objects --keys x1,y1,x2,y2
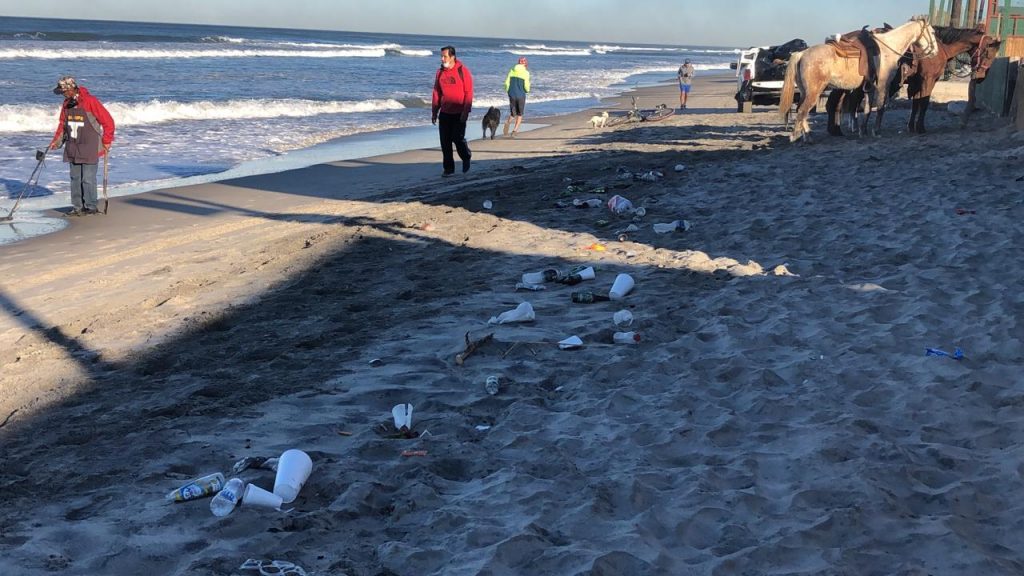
[{"x1": 2, "y1": 1, "x2": 930, "y2": 47}]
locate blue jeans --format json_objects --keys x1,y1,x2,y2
[{"x1": 69, "y1": 162, "x2": 98, "y2": 211}]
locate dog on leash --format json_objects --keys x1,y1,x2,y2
[
  {"x1": 482, "y1": 106, "x2": 501, "y2": 139},
  {"x1": 589, "y1": 111, "x2": 609, "y2": 128}
]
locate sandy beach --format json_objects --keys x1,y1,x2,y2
[{"x1": 2, "y1": 73, "x2": 1024, "y2": 575}]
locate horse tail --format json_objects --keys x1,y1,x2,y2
[{"x1": 779, "y1": 50, "x2": 803, "y2": 119}]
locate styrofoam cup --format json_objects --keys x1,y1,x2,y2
[
  {"x1": 243, "y1": 483, "x2": 283, "y2": 510},
  {"x1": 608, "y1": 273, "x2": 634, "y2": 300},
  {"x1": 576, "y1": 266, "x2": 596, "y2": 280},
  {"x1": 273, "y1": 449, "x2": 313, "y2": 503},
  {"x1": 613, "y1": 309, "x2": 634, "y2": 327}
]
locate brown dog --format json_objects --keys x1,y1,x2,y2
[{"x1": 482, "y1": 106, "x2": 501, "y2": 139}]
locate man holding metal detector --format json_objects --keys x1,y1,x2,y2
[{"x1": 49, "y1": 76, "x2": 115, "y2": 216}]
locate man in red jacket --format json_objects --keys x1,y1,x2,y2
[
  {"x1": 431, "y1": 45, "x2": 473, "y2": 177},
  {"x1": 49, "y1": 76, "x2": 115, "y2": 216}
]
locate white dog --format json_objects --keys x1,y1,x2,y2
[{"x1": 589, "y1": 110, "x2": 609, "y2": 128}]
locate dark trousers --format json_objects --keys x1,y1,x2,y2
[{"x1": 437, "y1": 112, "x2": 471, "y2": 174}]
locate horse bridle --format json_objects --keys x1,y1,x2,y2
[
  {"x1": 971, "y1": 34, "x2": 995, "y2": 75},
  {"x1": 874, "y1": 19, "x2": 936, "y2": 60}
]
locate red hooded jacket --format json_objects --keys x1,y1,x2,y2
[
  {"x1": 51, "y1": 86, "x2": 115, "y2": 164},
  {"x1": 432, "y1": 60, "x2": 473, "y2": 122}
]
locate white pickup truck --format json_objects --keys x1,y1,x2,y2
[{"x1": 731, "y1": 39, "x2": 807, "y2": 112}]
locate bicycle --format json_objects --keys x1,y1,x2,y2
[{"x1": 604, "y1": 97, "x2": 675, "y2": 127}]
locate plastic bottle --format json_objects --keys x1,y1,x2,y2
[
  {"x1": 210, "y1": 478, "x2": 245, "y2": 517},
  {"x1": 514, "y1": 282, "x2": 546, "y2": 291},
  {"x1": 166, "y1": 472, "x2": 226, "y2": 503},
  {"x1": 613, "y1": 331, "x2": 641, "y2": 344},
  {"x1": 485, "y1": 376, "x2": 500, "y2": 396},
  {"x1": 571, "y1": 291, "x2": 610, "y2": 304}
]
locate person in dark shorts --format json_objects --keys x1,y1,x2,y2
[{"x1": 503, "y1": 57, "x2": 531, "y2": 136}]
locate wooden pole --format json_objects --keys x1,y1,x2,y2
[
  {"x1": 951, "y1": 0, "x2": 963, "y2": 28},
  {"x1": 966, "y1": 0, "x2": 979, "y2": 27}
]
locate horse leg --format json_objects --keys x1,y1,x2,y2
[
  {"x1": 826, "y1": 90, "x2": 844, "y2": 136},
  {"x1": 915, "y1": 97, "x2": 929, "y2": 134},
  {"x1": 908, "y1": 99, "x2": 919, "y2": 133}
]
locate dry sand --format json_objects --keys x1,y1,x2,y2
[{"x1": 2, "y1": 74, "x2": 1024, "y2": 575}]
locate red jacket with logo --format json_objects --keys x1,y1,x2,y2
[
  {"x1": 51, "y1": 86, "x2": 115, "y2": 164},
  {"x1": 432, "y1": 60, "x2": 473, "y2": 121}
]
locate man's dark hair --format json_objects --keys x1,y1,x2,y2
[{"x1": 441, "y1": 45, "x2": 456, "y2": 58}]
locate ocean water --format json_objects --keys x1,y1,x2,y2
[{"x1": 0, "y1": 16, "x2": 735, "y2": 214}]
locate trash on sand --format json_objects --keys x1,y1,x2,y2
[
  {"x1": 515, "y1": 282, "x2": 546, "y2": 291},
  {"x1": 652, "y1": 220, "x2": 691, "y2": 234},
  {"x1": 925, "y1": 347, "x2": 964, "y2": 360},
  {"x1": 613, "y1": 331, "x2": 641, "y2": 344},
  {"x1": 558, "y1": 266, "x2": 596, "y2": 285},
  {"x1": 558, "y1": 335, "x2": 584, "y2": 350},
  {"x1": 607, "y1": 195, "x2": 634, "y2": 214},
  {"x1": 232, "y1": 456, "x2": 280, "y2": 475},
  {"x1": 167, "y1": 472, "x2": 226, "y2": 502},
  {"x1": 489, "y1": 301, "x2": 536, "y2": 324},
  {"x1": 242, "y1": 483, "x2": 283, "y2": 511},
  {"x1": 240, "y1": 559, "x2": 308, "y2": 576},
  {"x1": 402, "y1": 450, "x2": 428, "y2": 457},
  {"x1": 584, "y1": 243, "x2": 607, "y2": 251},
  {"x1": 613, "y1": 309, "x2": 634, "y2": 327},
  {"x1": 638, "y1": 170, "x2": 663, "y2": 182},
  {"x1": 273, "y1": 449, "x2": 313, "y2": 504},
  {"x1": 674, "y1": 164, "x2": 686, "y2": 172},
  {"x1": 392, "y1": 403, "x2": 414, "y2": 431},
  {"x1": 573, "y1": 198, "x2": 603, "y2": 208},
  {"x1": 955, "y1": 208, "x2": 976, "y2": 215},
  {"x1": 609, "y1": 273, "x2": 635, "y2": 300},
  {"x1": 475, "y1": 425, "x2": 491, "y2": 431},
  {"x1": 210, "y1": 477, "x2": 245, "y2": 517},
  {"x1": 455, "y1": 331, "x2": 494, "y2": 365},
  {"x1": 368, "y1": 358, "x2": 384, "y2": 367},
  {"x1": 483, "y1": 200, "x2": 493, "y2": 210},
  {"x1": 571, "y1": 291, "x2": 610, "y2": 303},
  {"x1": 485, "y1": 375, "x2": 500, "y2": 395},
  {"x1": 521, "y1": 268, "x2": 561, "y2": 284}
]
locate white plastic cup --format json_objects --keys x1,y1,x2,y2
[
  {"x1": 575, "y1": 266, "x2": 596, "y2": 280},
  {"x1": 608, "y1": 273, "x2": 635, "y2": 300},
  {"x1": 613, "y1": 331, "x2": 641, "y2": 344},
  {"x1": 613, "y1": 309, "x2": 634, "y2": 327},
  {"x1": 243, "y1": 483, "x2": 283, "y2": 510},
  {"x1": 273, "y1": 449, "x2": 313, "y2": 504}
]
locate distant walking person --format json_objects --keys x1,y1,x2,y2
[
  {"x1": 677, "y1": 59, "x2": 695, "y2": 110},
  {"x1": 503, "y1": 56, "x2": 531, "y2": 137},
  {"x1": 49, "y1": 76, "x2": 115, "y2": 216},
  {"x1": 431, "y1": 45, "x2": 473, "y2": 177}
]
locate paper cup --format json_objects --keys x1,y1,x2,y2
[
  {"x1": 243, "y1": 483, "x2": 283, "y2": 510},
  {"x1": 576, "y1": 266, "x2": 595, "y2": 280},
  {"x1": 613, "y1": 309, "x2": 634, "y2": 327},
  {"x1": 608, "y1": 273, "x2": 634, "y2": 300},
  {"x1": 521, "y1": 271, "x2": 545, "y2": 285},
  {"x1": 273, "y1": 449, "x2": 313, "y2": 503}
]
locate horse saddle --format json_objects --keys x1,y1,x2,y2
[{"x1": 826, "y1": 28, "x2": 873, "y2": 80}]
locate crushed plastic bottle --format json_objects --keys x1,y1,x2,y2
[
  {"x1": 210, "y1": 477, "x2": 245, "y2": 517},
  {"x1": 613, "y1": 331, "x2": 641, "y2": 344},
  {"x1": 167, "y1": 472, "x2": 226, "y2": 503},
  {"x1": 485, "y1": 376, "x2": 500, "y2": 396}
]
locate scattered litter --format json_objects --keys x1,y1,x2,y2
[
  {"x1": 392, "y1": 403, "x2": 414, "y2": 431},
  {"x1": 232, "y1": 456, "x2": 280, "y2": 475},
  {"x1": 485, "y1": 375, "x2": 500, "y2": 395},
  {"x1": 607, "y1": 194, "x2": 634, "y2": 214},
  {"x1": 637, "y1": 170, "x2": 663, "y2": 182},
  {"x1": 210, "y1": 477, "x2": 245, "y2": 517},
  {"x1": 483, "y1": 200, "x2": 493, "y2": 210},
  {"x1": 402, "y1": 450, "x2": 428, "y2": 457},
  {"x1": 674, "y1": 164, "x2": 686, "y2": 172},
  {"x1": 558, "y1": 335, "x2": 584, "y2": 350},
  {"x1": 488, "y1": 301, "x2": 536, "y2": 324},
  {"x1": 335, "y1": 429, "x2": 353, "y2": 436},
  {"x1": 573, "y1": 198, "x2": 603, "y2": 208},
  {"x1": 955, "y1": 208, "x2": 976, "y2": 215},
  {"x1": 652, "y1": 220, "x2": 690, "y2": 234},
  {"x1": 521, "y1": 268, "x2": 561, "y2": 284},
  {"x1": 594, "y1": 219, "x2": 611, "y2": 228},
  {"x1": 242, "y1": 483, "x2": 283, "y2": 511},
  {"x1": 584, "y1": 243, "x2": 607, "y2": 251},
  {"x1": 455, "y1": 331, "x2": 493, "y2": 365},
  {"x1": 613, "y1": 309, "x2": 634, "y2": 328},
  {"x1": 240, "y1": 559, "x2": 307, "y2": 576},
  {"x1": 632, "y1": 206, "x2": 647, "y2": 218},
  {"x1": 615, "y1": 167, "x2": 634, "y2": 180},
  {"x1": 772, "y1": 264, "x2": 799, "y2": 277},
  {"x1": 515, "y1": 282, "x2": 546, "y2": 291},
  {"x1": 613, "y1": 331, "x2": 641, "y2": 344},
  {"x1": 925, "y1": 347, "x2": 964, "y2": 360},
  {"x1": 558, "y1": 265, "x2": 595, "y2": 285},
  {"x1": 475, "y1": 425, "x2": 491, "y2": 431},
  {"x1": 609, "y1": 273, "x2": 635, "y2": 300},
  {"x1": 571, "y1": 291, "x2": 610, "y2": 303},
  {"x1": 167, "y1": 472, "x2": 225, "y2": 503},
  {"x1": 615, "y1": 224, "x2": 640, "y2": 235},
  {"x1": 368, "y1": 358, "x2": 384, "y2": 367},
  {"x1": 273, "y1": 449, "x2": 313, "y2": 504}
]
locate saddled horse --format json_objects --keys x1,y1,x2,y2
[
  {"x1": 905, "y1": 26, "x2": 1001, "y2": 133},
  {"x1": 825, "y1": 26, "x2": 1001, "y2": 135},
  {"x1": 779, "y1": 16, "x2": 938, "y2": 142}
]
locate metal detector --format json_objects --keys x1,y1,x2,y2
[{"x1": 0, "y1": 147, "x2": 49, "y2": 223}]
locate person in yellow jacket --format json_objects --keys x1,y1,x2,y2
[{"x1": 503, "y1": 57, "x2": 531, "y2": 136}]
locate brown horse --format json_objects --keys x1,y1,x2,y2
[
  {"x1": 779, "y1": 16, "x2": 938, "y2": 142},
  {"x1": 905, "y1": 26, "x2": 1001, "y2": 133}
]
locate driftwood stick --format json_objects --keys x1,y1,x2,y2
[{"x1": 455, "y1": 331, "x2": 494, "y2": 365}]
